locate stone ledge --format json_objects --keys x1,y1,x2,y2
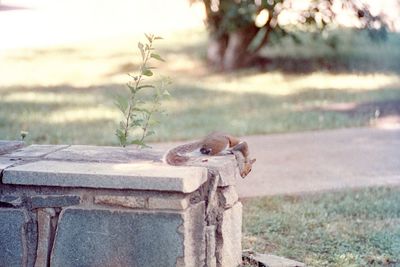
[
  {"x1": 0, "y1": 140, "x2": 25, "y2": 155},
  {"x1": 44, "y1": 145, "x2": 164, "y2": 163},
  {"x1": 7, "y1": 145, "x2": 69, "y2": 158},
  {"x1": 3, "y1": 160, "x2": 208, "y2": 193},
  {"x1": 0, "y1": 158, "x2": 19, "y2": 175}
]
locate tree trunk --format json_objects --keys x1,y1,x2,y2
[{"x1": 207, "y1": 25, "x2": 259, "y2": 71}]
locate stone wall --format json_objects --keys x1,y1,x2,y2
[{"x1": 0, "y1": 142, "x2": 243, "y2": 267}]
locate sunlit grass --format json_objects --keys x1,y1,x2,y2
[
  {"x1": 242, "y1": 187, "x2": 400, "y2": 266},
  {"x1": 194, "y1": 72, "x2": 400, "y2": 95},
  {"x1": 0, "y1": 29, "x2": 400, "y2": 144}
]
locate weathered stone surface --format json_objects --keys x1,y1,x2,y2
[
  {"x1": 178, "y1": 202, "x2": 206, "y2": 267},
  {"x1": 0, "y1": 140, "x2": 25, "y2": 155},
  {"x1": 30, "y1": 195, "x2": 80, "y2": 208},
  {"x1": 243, "y1": 252, "x2": 305, "y2": 267},
  {"x1": 216, "y1": 202, "x2": 242, "y2": 267},
  {"x1": 205, "y1": 226, "x2": 217, "y2": 267},
  {"x1": 219, "y1": 186, "x2": 239, "y2": 209},
  {"x1": 94, "y1": 195, "x2": 146, "y2": 209},
  {"x1": 148, "y1": 196, "x2": 189, "y2": 210},
  {"x1": 0, "y1": 208, "x2": 28, "y2": 267},
  {"x1": 0, "y1": 157, "x2": 19, "y2": 174},
  {"x1": 7, "y1": 145, "x2": 69, "y2": 158},
  {"x1": 45, "y1": 145, "x2": 164, "y2": 163},
  {"x1": 0, "y1": 195, "x2": 23, "y2": 207},
  {"x1": 50, "y1": 206, "x2": 203, "y2": 267},
  {"x1": 187, "y1": 155, "x2": 240, "y2": 187},
  {"x1": 3, "y1": 160, "x2": 208, "y2": 193},
  {"x1": 35, "y1": 208, "x2": 55, "y2": 267}
]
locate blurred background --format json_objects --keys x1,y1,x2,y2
[
  {"x1": 1, "y1": 1, "x2": 400, "y2": 265},
  {"x1": 1, "y1": 0, "x2": 399, "y2": 144}
]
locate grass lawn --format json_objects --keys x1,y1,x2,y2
[
  {"x1": 0, "y1": 29, "x2": 400, "y2": 144},
  {"x1": 242, "y1": 187, "x2": 400, "y2": 266}
]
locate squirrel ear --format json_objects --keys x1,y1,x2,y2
[{"x1": 250, "y1": 158, "x2": 256, "y2": 164}]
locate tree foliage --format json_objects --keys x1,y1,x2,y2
[{"x1": 196, "y1": 0, "x2": 392, "y2": 70}]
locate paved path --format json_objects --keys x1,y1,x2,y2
[{"x1": 155, "y1": 128, "x2": 400, "y2": 198}]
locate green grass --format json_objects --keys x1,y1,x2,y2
[
  {"x1": 0, "y1": 29, "x2": 400, "y2": 144},
  {"x1": 1, "y1": 82, "x2": 399, "y2": 145},
  {"x1": 260, "y1": 29, "x2": 400, "y2": 74},
  {"x1": 242, "y1": 187, "x2": 400, "y2": 266}
]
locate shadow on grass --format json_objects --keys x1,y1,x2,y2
[
  {"x1": 251, "y1": 56, "x2": 400, "y2": 75},
  {"x1": 1, "y1": 82, "x2": 399, "y2": 144}
]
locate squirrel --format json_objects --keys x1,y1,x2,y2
[{"x1": 164, "y1": 132, "x2": 256, "y2": 178}]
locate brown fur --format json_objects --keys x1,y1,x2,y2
[{"x1": 164, "y1": 132, "x2": 256, "y2": 178}]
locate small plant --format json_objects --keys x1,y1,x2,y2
[
  {"x1": 115, "y1": 34, "x2": 171, "y2": 148},
  {"x1": 20, "y1": 130, "x2": 29, "y2": 141}
]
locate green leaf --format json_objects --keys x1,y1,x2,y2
[
  {"x1": 127, "y1": 84, "x2": 137, "y2": 93},
  {"x1": 114, "y1": 97, "x2": 129, "y2": 114},
  {"x1": 137, "y1": 84, "x2": 155, "y2": 90},
  {"x1": 150, "y1": 53, "x2": 165, "y2": 62},
  {"x1": 131, "y1": 119, "x2": 144, "y2": 126},
  {"x1": 146, "y1": 130, "x2": 155, "y2": 137},
  {"x1": 116, "y1": 129, "x2": 127, "y2": 147},
  {"x1": 144, "y1": 33, "x2": 153, "y2": 43},
  {"x1": 163, "y1": 89, "x2": 171, "y2": 97},
  {"x1": 131, "y1": 139, "x2": 151, "y2": 148},
  {"x1": 138, "y1": 42, "x2": 145, "y2": 60},
  {"x1": 142, "y1": 68, "x2": 153, "y2": 76},
  {"x1": 148, "y1": 118, "x2": 159, "y2": 126},
  {"x1": 133, "y1": 107, "x2": 151, "y2": 115}
]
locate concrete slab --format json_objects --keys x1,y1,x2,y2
[
  {"x1": 3, "y1": 160, "x2": 207, "y2": 193},
  {"x1": 7, "y1": 145, "x2": 69, "y2": 158},
  {"x1": 0, "y1": 141, "x2": 25, "y2": 155},
  {"x1": 45, "y1": 145, "x2": 164, "y2": 163},
  {"x1": 243, "y1": 252, "x2": 305, "y2": 267},
  {"x1": 0, "y1": 157, "x2": 19, "y2": 173},
  {"x1": 185, "y1": 155, "x2": 240, "y2": 186}
]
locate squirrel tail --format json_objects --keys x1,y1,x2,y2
[{"x1": 163, "y1": 141, "x2": 202, "y2": 165}]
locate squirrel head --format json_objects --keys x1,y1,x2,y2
[{"x1": 241, "y1": 158, "x2": 256, "y2": 178}]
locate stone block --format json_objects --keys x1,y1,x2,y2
[
  {"x1": 177, "y1": 202, "x2": 206, "y2": 267},
  {"x1": 51, "y1": 203, "x2": 205, "y2": 267},
  {"x1": 187, "y1": 155, "x2": 240, "y2": 187},
  {"x1": 148, "y1": 196, "x2": 189, "y2": 210},
  {"x1": 219, "y1": 186, "x2": 239, "y2": 209},
  {"x1": 3, "y1": 160, "x2": 207, "y2": 193},
  {"x1": 45, "y1": 145, "x2": 164, "y2": 163},
  {"x1": 205, "y1": 226, "x2": 217, "y2": 267},
  {"x1": 35, "y1": 208, "x2": 55, "y2": 267},
  {"x1": 0, "y1": 141, "x2": 25, "y2": 155},
  {"x1": 243, "y1": 252, "x2": 305, "y2": 267},
  {"x1": 30, "y1": 195, "x2": 80, "y2": 208},
  {"x1": 7, "y1": 145, "x2": 69, "y2": 158},
  {"x1": 0, "y1": 157, "x2": 19, "y2": 174},
  {"x1": 0, "y1": 208, "x2": 28, "y2": 267},
  {"x1": 216, "y1": 202, "x2": 242, "y2": 267},
  {"x1": 94, "y1": 195, "x2": 146, "y2": 209},
  {"x1": 0, "y1": 195, "x2": 23, "y2": 207}
]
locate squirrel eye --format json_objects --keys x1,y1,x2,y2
[{"x1": 200, "y1": 147, "x2": 211, "y2": 155}]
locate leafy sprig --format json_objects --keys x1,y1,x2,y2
[{"x1": 115, "y1": 34, "x2": 170, "y2": 148}]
